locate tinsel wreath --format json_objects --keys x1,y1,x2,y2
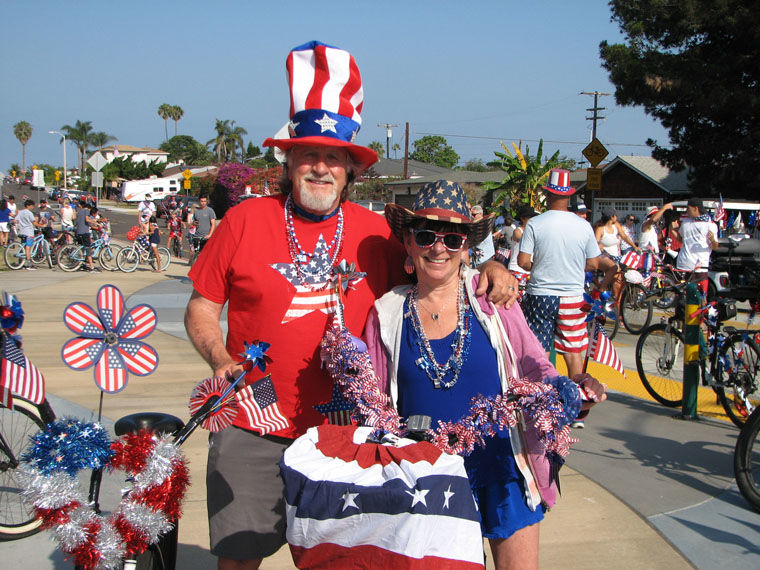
[
  {"x1": 19, "y1": 419, "x2": 189, "y2": 570},
  {"x1": 320, "y1": 320, "x2": 580, "y2": 459}
]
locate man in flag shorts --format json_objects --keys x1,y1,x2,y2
[
  {"x1": 184, "y1": 41, "x2": 517, "y2": 569},
  {"x1": 517, "y1": 169, "x2": 612, "y2": 383}
]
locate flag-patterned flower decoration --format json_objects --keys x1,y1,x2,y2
[
  {"x1": 583, "y1": 291, "x2": 617, "y2": 322},
  {"x1": 61, "y1": 284, "x2": 158, "y2": 393}
]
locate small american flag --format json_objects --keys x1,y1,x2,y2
[
  {"x1": 118, "y1": 340, "x2": 158, "y2": 376},
  {"x1": 589, "y1": 321, "x2": 624, "y2": 375},
  {"x1": 118, "y1": 305, "x2": 157, "y2": 339},
  {"x1": 1, "y1": 334, "x2": 45, "y2": 406},
  {"x1": 234, "y1": 375, "x2": 290, "y2": 435},
  {"x1": 714, "y1": 194, "x2": 726, "y2": 227}
]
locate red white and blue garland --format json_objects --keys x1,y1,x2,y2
[
  {"x1": 19, "y1": 418, "x2": 189, "y2": 570},
  {"x1": 320, "y1": 319, "x2": 581, "y2": 459}
]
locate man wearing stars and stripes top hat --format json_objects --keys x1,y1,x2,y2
[{"x1": 185, "y1": 41, "x2": 518, "y2": 568}]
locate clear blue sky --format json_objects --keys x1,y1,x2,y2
[{"x1": 0, "y1": 0, "x2": 669, "y2": 173}]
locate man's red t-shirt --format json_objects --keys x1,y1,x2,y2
[{"x1": 188, "y1": 195, "x2": 406, "y2": 438}]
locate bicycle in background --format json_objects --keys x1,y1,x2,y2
[
  {"x1": 56, "y1": 223, "x2": 121, "y2": 272},
  {"x1": 4, "y1": 232, "x2": 53, "y2": 270},
  {"x1": 117, "y1": 234, "x2": 170, "y2": 273}
]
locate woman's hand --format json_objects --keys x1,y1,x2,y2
[{"x1": 572, "y1": 372, "x2": 607, "y2": 411}]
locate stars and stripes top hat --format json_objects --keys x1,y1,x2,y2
[
  {"x1": 262, "y1": 41, "x2": 378, "y2": 171},
  {"x1": 385, "y1": 180, "x2": 495, "y2": 246},
  {"x1": 542, "y1": 168, "x2": 576, "y2": 195}
]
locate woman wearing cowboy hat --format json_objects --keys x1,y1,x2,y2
[{"x1": 366, "y1": 180, "x2": 606, "y2": 569}]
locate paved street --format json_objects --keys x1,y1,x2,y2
[{"x1": 1, "y1": 218, "x2": 759, "y2": 568}]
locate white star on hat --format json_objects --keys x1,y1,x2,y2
[{"x1": 315, "y1": 113, "x2": 338, "y2": 133}]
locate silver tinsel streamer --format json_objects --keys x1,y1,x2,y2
[
  {"x1": 18, "y1": 467, "x2": 85, "y2": 509},
  {"x1": 120, "y1": 501, "x2": 173, "y2": 543},
  {"x1": 92, "y1": 522, "x2": 127, "y2": 570},
  {"x1": 132, "y1": 436, "x2": 179, "y2": 490},
  {"x1": 54, "y1": 505, "x2": 98, "y2": 551}
]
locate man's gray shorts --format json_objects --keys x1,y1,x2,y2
[{"x1": 207, "y1": 426, "x2": 291, "y2": 560}]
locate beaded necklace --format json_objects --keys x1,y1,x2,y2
[
  {"x1": 284, "y1": 195, "x2": 345, "y2": 290},
  {"x1": 407, "y1": 273, "x2": 472, "y2": 389}
]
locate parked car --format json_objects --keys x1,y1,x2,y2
[{"x1": 355, "y1": 200, "x2": 386, "y2": 214}]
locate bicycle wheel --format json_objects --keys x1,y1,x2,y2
[
  {"x1": 117, "y1": 247, "x2": 140, "y2": 273},
  {"x1": 31, "y1": 243, "x2": 47, "y2": 265},
  {"x1": 57, "y1": 244, "x2": 83, "y2": 272},
  {"x1": 0, "y1": 398, "x2": 49, "y2": 540},
  {"x1": 601, "y1": 307, "x2": 620, "y2": 341},
  {"x1": 3, "y1": 243, "x2": 25, "y2": 270},
  {"x1": 98, "y1": 245, "x2": 121, "y2": 271},
  {"x1": 735, "y1": 407, "x2": 760, "y2": 512},
  {"x1": 653, "y1": 273, "x2": 679, "y2": 309},
  {"x1": 620, "y1": 283, "x2": 653, "y2": 335},
  {"x1": 171, "y1": 237, "x2": 181, "y2": 259},
  {"x1": 635, "y1": 323, "x2": 685, "y2": 406},
  {"x1": 717, "y1": 335, "x2": 760, "y2": 428},
  {"x1": 158, "y1": 247, "x2": 171, "y2": 270}
]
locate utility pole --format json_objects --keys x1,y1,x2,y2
[
  {"x1": 377, "y1": 122, "x2": 398, "y2": 159},
  {"x1": 580, "y1": 91, "x2": 610, "y2": 140},
  {"x1": 403, "y1": 123, "x2": 409, "y2": 179}
]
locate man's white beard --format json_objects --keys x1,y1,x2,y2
[{"x1": 296, "y1": 180, "x2": 340, "y2": 213}]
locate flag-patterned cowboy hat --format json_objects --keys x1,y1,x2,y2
[
  {"x1": 262, "y1": 41, "x2": 378, "y2": 172},
  {"x1": 542, "y1": 168, "x2": 576, "y2": 195},
  {"x1": 385, "y1": 180, "x2": 495, "y2": 245}
]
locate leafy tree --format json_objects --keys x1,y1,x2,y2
[
  {"x1": 170, "y1": 105, "x2": 184, "y2": 136},
  {"x1": 245, "y1": 142, "x2": 261, "y2": 160},
  {"x1": 600, "y1": 0, "x2": 760, "y2": 194},
  {"x1": 61, "y1": 120, "x2": 94, "y2": 176},
  {"x1": 90, "y1": 131, "x2": 118, "y2": 150},
  {"x1": 13, "y1": 121, "x2": 32, "y2": 173},
  {"x1": 263, "y1": 146, "x2": 278, "y2": 166},
  {"x1": 392, "y1": 142, "x2": 401, "y2": 159},
  {"x1": 460, "y1": 159, "x2": 491, "y2": 172},
  {"x1": 157, "y1": 103, "x2": 173, "y2": 141},
  {"x1": 368, "y1": 140, "x2": 385, "y2": 158},
  {"x1": 482, "y1": 140, "x2": 560, "y2": 213},
  {"x1": 159, "y1": 135, "x2": 213, "y2": 164},
  {"x1": 410, "y1": 135, "x2": 459, "y2": 168}
]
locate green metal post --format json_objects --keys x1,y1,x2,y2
[{"x1": 681, "y1": 283, "x2": 701, "y2": 419}]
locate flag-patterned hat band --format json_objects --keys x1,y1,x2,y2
[
  {"x1": 263, "y1": 41, "x2": 378, "y2": 171},
  {"x1": 385, "y1": 180, "x2": 495, "y2": 246},
  {"x1": 543, "y1": 168, "x2": 576, "y2": 195}
]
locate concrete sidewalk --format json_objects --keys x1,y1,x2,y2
[{"x1": 0, "y1": 262, "x2": 691, "y2": 569}]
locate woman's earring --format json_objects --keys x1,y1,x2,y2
[{"x1": 403, "y1": 256, "x2": 415, "y2": 275}]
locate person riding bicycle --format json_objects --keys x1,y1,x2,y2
[
  {"x1": 594, "y1": 206, "x2": 640, "y2": 297},
  {"x1": 74, "y1": 202, "x2": 101, "y2": 272},
  {"x1": 16, "y1": 199, "x2": 44, "y2": 271},
  {"x1": 138, "y1": 193, "x2": 156, "y2": 234},
  {"x1": 37, "y1": 199, "x2": 59, "y2": 244},
  {"x1": 167, "y1": 209, "x2": 183, "y2": 258},
  {"x1": 188, "y1": 194, "x2": 216, "y2": 264}
]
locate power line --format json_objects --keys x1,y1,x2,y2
[
  {"x1": 580, "y1": 91, "x2": 610, "y2": 140},
  {"x1": 377, "y1": 123, "x2": 398, "y2": 159},
  {"x1": 415, "y1": 131, "x2": 649, "y2": 147}
]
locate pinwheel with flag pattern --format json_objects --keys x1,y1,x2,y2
[{"x1": 61, "y1": 284, "x2": 158, "y2": 393}]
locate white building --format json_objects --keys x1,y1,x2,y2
[{"x1": 100, "y1": 145, "x2": 169, "y2": 166}]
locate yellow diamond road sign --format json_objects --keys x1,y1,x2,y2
[
  {"x1": 182, "y1": 169, "x2": 193, "y2": 180},
  {"x1": 582, "y1": 138, "x2": 608, "y2": 168}
]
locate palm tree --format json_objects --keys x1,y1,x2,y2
[
  {"x1": 157, "y1": 103, "x2": 173, "y2": 141},
  {"x1": 230, "y1": 122, "x2": 248, "y2": 162},
  {"x1": 61, "y1": 120, "x2": 94, "y2": 175},
  {"x1": 13, "y1": 121, "x2": 33, "y2": 173},
  {"x1": 207, "y1": 119, "x2": 230, "y2": 163},
  {"x1": 170, "y1": 105, "x2": 184, "y2": 136},
  {"x1": 392, "y1": 143, "x2": 401, "y2": 159},
  {"x1": 90, "y1": 131, "x2": 118, "y2": 150}
]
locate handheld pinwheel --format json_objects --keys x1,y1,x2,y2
[
  {"x1": 330, "y1": 260, "x2": 366, "y2": 328},
  {"x1": 186, "y1": 340, "x2": 275, "y2": 437},
  {"x1": 583, "y1": 291, "x2": 617, "y2": 323},
  {"x1": 1, "y1": 292, "x2": 46, "y2": 408},
  {"x1": 1, "y1": 291, "x2": 24, "y2": 335},
  {"x1": 61, "y1": 284, "x2": 158, "y2": 394}
]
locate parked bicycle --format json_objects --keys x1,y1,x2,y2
[
  {"x1": 57, "y1": 234, "x2": 121, "y2": 272},
  {"x1": 4, "y1": 232, "x2": 53, "y2": 269},
  {"x1": 635, "y1": 286, "x2": 760, "y2": 427},
  {"x1": 735, "y1": 405, "x2": 760, "y2": 512},
  {"x1": 116, "y1": 236, "x2": 170, "y2": 273}
]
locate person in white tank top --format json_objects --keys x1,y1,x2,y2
[
  {"x1": 595, "y1": 206, "x2": 639, "y2": 294},
  {"x1": 638, "y1": 203, "x2": 672, "y2": 253}
]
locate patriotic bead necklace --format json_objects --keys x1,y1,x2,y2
[
  {"x1": 285, "y1": 195, "x2": 345, "y2": 290},
  {"x1": 408, "y1": 274, "x2": 472, "y2": 389}
]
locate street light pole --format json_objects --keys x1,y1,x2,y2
[{"x1": 48, "y1": 130, "x2": 68, "y2": 189}]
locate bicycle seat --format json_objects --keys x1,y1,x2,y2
[{"x1": 114, "y1": 412, "x2": 185, "y2": 436}]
